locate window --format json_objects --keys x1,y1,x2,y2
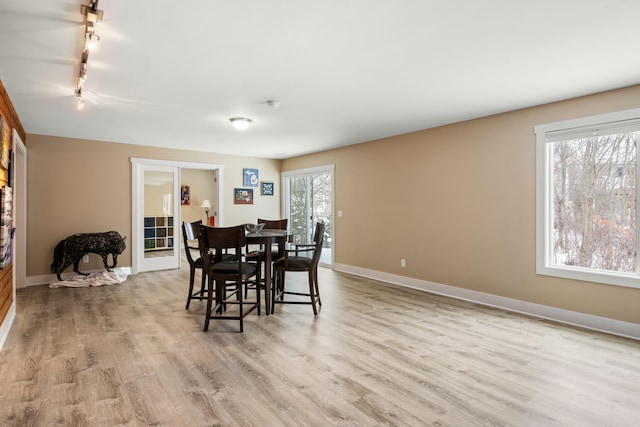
[{"x1": 535, "y1": 108, "x2": 640, "y2": 288}]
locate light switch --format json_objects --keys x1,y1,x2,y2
[{"x1": 338, "y1": 210, "x2": 343, "y2": 217}]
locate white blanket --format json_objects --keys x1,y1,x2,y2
[{"x1": 49, "y1": 267, "x2": 131, "y2": 288}]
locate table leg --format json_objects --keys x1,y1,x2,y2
[{"x1": 264, "y1": 245, "x2": 272, "y2": 315}]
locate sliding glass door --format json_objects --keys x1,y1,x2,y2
[{"x1": 283, "y1": 165, "x2": 334, "y2": 266}]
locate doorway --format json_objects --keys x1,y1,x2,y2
[
  {"x1": 282, "y1": 165, "x2": 334, "y2": 266},
  {"x1": 131, "y1": 158, "x2": 224, "y2": 274}
]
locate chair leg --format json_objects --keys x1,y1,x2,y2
[
  {"x1": 314, "y1": 269, "x2": 321, "y2": 306},
  {"x1": 199, "y1": 270, "x2": 207, "y2": 298},
  {"x1": 256, "y1": 281, "x2": 261, "y2": 317},
  {"x1": 272, "y1": 270, "x2": 284, "y2": 313},
  {"x1": 219, "y1": 280, "x2": 226, "y2": 314},
  {"x1": 204, "y1": 276, "x2": 215, "y2": 331},
  {"x1": 186, "y1": 266, "x2": 196, "y2": 309},
  {"x1": 239, "y1": 283, "x2": 243, "y2": 333},
  {"x1": 271, "y1": 270, "x2": 277, "y2": 313},
  {"x1": 280, "y1": 271, "x2": 286, "y2": 295},
  {"x1": 256, "y1": 270, "x2": 261, "y2": 316},
  {"x1": 271, "y1": 270, "x2": 279, "y2": 314},
  {"x1": 308, "y1": 270, "x2": 318, "y2": 315}
]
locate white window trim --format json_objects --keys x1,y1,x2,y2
[
  {"x1": 281, "y1": 164, "x2": 335, "y2": 267},
  {"x1": 535, "y1": 108, "x2": 640, "y2": 289}
]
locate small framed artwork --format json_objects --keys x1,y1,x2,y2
[
  {"x1": 234, "y1": 188, "x2": 254, "y2": 204},
  {"x1": 243, "y1": 168, "x2": 259, "y2": 187},
  {"x1": 181, "y1": 185, "x2": 190, "y2": 205},
  {"x1": 261, "y1": 181, "x2": 274, "y2": 196}
]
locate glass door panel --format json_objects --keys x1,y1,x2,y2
[
  {"x1": 284, "y1": 168, "x2": 333, "y2": 266},
  {"x1": 143, "y1": 171, "x2": 175, "y2": 259},
  {"x1": 133, "y1": 162, "x2": 180, "y2": 273}
]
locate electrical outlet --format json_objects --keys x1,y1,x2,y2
[
  {"x1": 401, "y1": 259, "x2": 406, "y2": 268},
  {"x1": 83, "y1": 255, "x2": 89, "y2": 263}
]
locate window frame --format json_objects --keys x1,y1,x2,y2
[{"x1": 535, "y1": 108, "x2": 640, "y2": 289}]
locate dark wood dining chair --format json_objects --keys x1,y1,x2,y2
[
  {"x1": 258, "y1": 218, "x2": 289, "y2": 258},
  {"x1": 201, "y1": 225, "x2": 261, "y2": 332},
  {"x1": 258, "y1": 218, "x2": 288, "y2": 228},
  {"x1": 182, "y1": 220, "x2": 207, "y2": 309},
  {"x1": 272, "y1": 222, "x2": 325, "y2": 315},
  {"x1": 245, "y1": 218, "x2": 289, "y2": 299},
  {"x1": 246, "y1": 218, "x2": 288, "y2": 256}
]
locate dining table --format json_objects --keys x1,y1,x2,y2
[{"x1": 245, "y1": 229, "x2": 292, "y2": 315}]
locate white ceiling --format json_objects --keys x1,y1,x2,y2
[{"x1": 1, "y1": 1, "x2": 639, "y2": 159}]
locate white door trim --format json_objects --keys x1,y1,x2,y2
[
  {"x1": 0, "y1": 130, "x2": 26, "y2": 350},
  {"x1": 281, "y1": 164, "x2": 335, "y2": 267},
  {"x1": 130, "y1": 158, "x2": 224, "y2": 274}
]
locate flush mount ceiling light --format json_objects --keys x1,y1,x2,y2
[
  {"x1": 75, "y1": 0, "x2": 104, "y2": 110},
  {"x1": 229, "y1": 117, "x2": 252, "y2": 131}
]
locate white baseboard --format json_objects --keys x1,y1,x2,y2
[
  {"x1": 334, "y1": 263, "x2": 640, "y2": 341},
  {"x1": 26, "y1": 274, "x2": 56, "y2": 287}
]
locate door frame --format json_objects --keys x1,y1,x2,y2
[
  {"x1": 281, "y1": 164, "x2": 335, "y2": 267},
  {"x1": 131, "y1": 158, "x2": 224, "y2": 274},
  {"x1": 133, "y1": 162, "x2": 180, "y2": 273},
  {"x1": 12, "y1": 130, "x2": 26, "y2": 289},
  {"x1": 1, "y1": 130, "x2": 26, "y2": 350}
]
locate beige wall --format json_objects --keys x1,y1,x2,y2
[
  {"x1": 180, "y1": 169, "x2": 216, "y2": 225},
  {"x1": 24, "y1": 85, "x2": 640, "y2": 324},
  {"x1": 26, "y1": 136, "x2": 281, "y2": 277},
  {"x1": 283, "y1": 85, "x2": 640, "y2": 324}
]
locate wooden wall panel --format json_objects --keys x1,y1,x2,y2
[
  {"x1": 0, "y1": 82, "x2": 25, "y2": 141},
  {"x1": 0, "y1": 267, "x2": 13, "y2": 322},
  {"x1": 0, "y1": 80, "x2": 25, "y2": 325}
]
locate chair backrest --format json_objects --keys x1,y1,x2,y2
[
  {"x1": 258, "y1": 218, "x2": 288, "y2": 230},
  {"x1": 310, "y1": 222, "x2": 326, "y2": 267},
  {"x1": 201, "y1": 225, "x2": 246, "y2": 263},
  {"x1": 183, "y1": 220, "x2": 202, "y2": 240},
  {"x1": 182, "y1": 220, "x2": 204, "y2": 263}
]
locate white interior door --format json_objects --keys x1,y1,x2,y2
[
  {"x1": 132, "y1": 158, "x2": 225, "y2": 274},
  {"x1": 132, "y1": 160, "x2": 180, "y2": 273}
]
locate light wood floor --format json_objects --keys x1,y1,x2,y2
[{"x1": 1, "y1": 265, "x2": 640, "y2": 426}]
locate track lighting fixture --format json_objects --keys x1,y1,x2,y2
[
  {"x1": 85, "y1": 32, "x2": 100, "y2": 51},
  {"x1": 76, "y1": 0, "x2": 104, "y2": 110},
  {"x1": 81, "y1": 1, "x2": 103, "y2": 23},
  {"x1": 76, "y1": 90, "x2": 85, "y2": 110}
]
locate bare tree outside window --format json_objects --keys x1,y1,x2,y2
[
  {"x1": 552, "y1": 133, "x2": 637, "y2": 272},
  {"x1": 289, "y1": 174, "x2": 332, "y2": 247}
]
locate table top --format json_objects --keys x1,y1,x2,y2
[{"x1": 245, "y1": 229, "x2": 290, "y2": 237}]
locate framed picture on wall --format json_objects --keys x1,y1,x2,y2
[
  {"x1": 181, "y1": 185, "x2": 190, "y2": 205},
  {"x1": 234, "y1": 188, "x2": 253, "y2": 204},
  {"x1": 261, "y1": 181, "x2": 274, "y2": 196},
  {"x1": 243, "y1": 168, "x2": 259, "y2": 187}
]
